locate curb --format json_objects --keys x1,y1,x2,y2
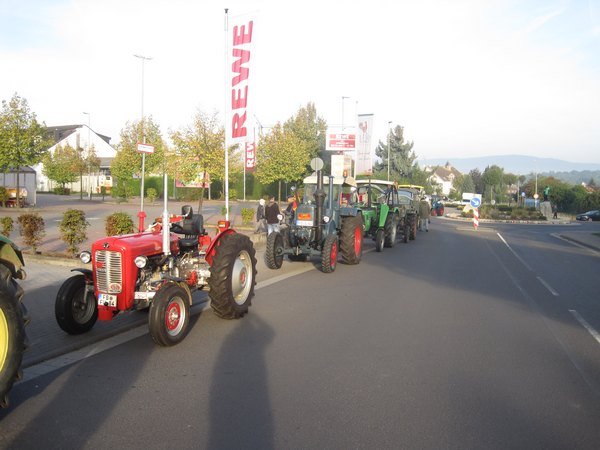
[{"x1": 558, "y1": 234, "x2": 600, "y2": 252}]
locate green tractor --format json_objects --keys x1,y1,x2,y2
[
  {"x1": 397, "y1": 184, "x2": 423, "y2": 242},
  {"x1": 0, "y1": 235, "x2": 28, "y2": 408},
  {"x1": 265, "y1": 167, "x2": 364, "y2": 273},
  {"x1": 356, "y1": 180, "x2": 410, "y2": 251}
]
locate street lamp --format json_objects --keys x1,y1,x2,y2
[
  {"x1": 387, "y1": 121, "x2": 392, "y2": 181},
  {"x1": 134, "y1": 54, "x2": 153, "y2": 231},
  {"x1": 341, "y1": 96, "x2": 349, "y2": 131},
  {"x1": 82, "y1": 112, "x2": 91, "y2": 199}
]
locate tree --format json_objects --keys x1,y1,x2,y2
[
  {"x1": 111, "y1": 117, "x2": 166, "y2": 199},
  {"x1": 469, "y1": 168, "x2": 484, "y2": 194},
  {"x1": 482, "y1": 165, "x2": 504, "y2": 203},
  {"x1": 373, "y1": 125, "x2": 416, "y2": 181},
  {"x1": 0, "y1": 93, "x2": 51, "y2": 207},
  {"x1": 255, "y1": 123, "x2": 312, "y2": 201},
  {"x1": 283, "y1": 102, "x2": 326, "y2": 160},
  {"x1": 170, "y1": 111, "x2": 227, "y2": 211},
  {"x1": 41, "y1": 143, "x2": 81, "y2": 189}
]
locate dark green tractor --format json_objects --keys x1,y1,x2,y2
[
  {"x1": 356, "y1": 180, "x2": 409, "y2": 251},
  {"x1": 0, "y1": 235, "x2": 28, "y2": 408},
  {"x1": 397, "y1": 185, "x2": 423, "y2": 241},
  {"x1": 265, "y1": 169, "x2": 364, "y2": 273}
]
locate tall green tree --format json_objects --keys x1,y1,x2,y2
[
  {"x1": 170, "y1": 110, "x2": 228, "y2": 211},
  {"x1": 469, "y1": 168, "x2": 484, "y2": 194},
  {"x1": 41, "y1": 143, "x2": 81, "y2": 189},
  {"x1": 373, "y1": 125, "x2": 416, "y2": 181},
  {"x1": 283, "y1": 102, "x2": 327, "y2": 160},
  {"x1": 0, "y1": 93, "x2": 51, "y2": 206},
  {"x1": 111, "y1": 117, "x2": 166, "y2": 199},
  {"x1": 482, "y1": 165, "x2": 505, "y2": 203},
  {"x1": 255, "y1": 123, "x2": 311, "y2": 201}
]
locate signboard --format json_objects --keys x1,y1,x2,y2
[
  {"x1": 355, "y1": 114, "x2": 374, "y2": 176},
  {"x1": 228, "y1": 18, "x2": 254, "y2": 144},
  {"x1": 331, "y1": 154, "x2": 352, "y2": 177},
  {"x1": 470, "y1": 197, "x2": 481, "y2": 208},
  {"x1": 136, "y1": 142, "x2": 155, "y2": 154},
  {"x1": 326, "y1": 128, "x2": 356, "y2": 151},
  {"x1": 245, "y1": 141, "x2": 256, "y2": 171},
  {"x1": 176, "y1": 172, "x2": 210, "y2": 189}
]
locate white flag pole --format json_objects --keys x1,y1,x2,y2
[{"x1": 224, "y1": 8, "x2": 230, "y2": 221}]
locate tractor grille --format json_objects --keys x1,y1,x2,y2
[{"x1": 95, "y1": 250, "x2": 123, "y2": 293}]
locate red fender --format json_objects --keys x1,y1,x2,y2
[{"x1": 205, "y1": 221, "x2": 236, "y2": 266}]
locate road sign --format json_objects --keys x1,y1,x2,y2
[
  {"x1": 137, "y1": 142, "x2": 155, "y2": 154},
  {"x1": 470, "y1": 197, "x2": 481, "y2": 208}
]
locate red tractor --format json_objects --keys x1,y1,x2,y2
[{"x1": 55, "y1": 198, "x2": 257, "y2": 346}]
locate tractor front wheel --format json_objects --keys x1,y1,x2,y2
[
  {"x1": 149, "y1": 283, "x2": 190, "y2": 346},
  {"x1": 55, "y1": 274, "x2": 98, "y2": 335},
  {"x1": 0, "y1": 265, "x2": 27, "y2": 408},
  {"x1": 209, "y1": 233, "x2": 257, "y2": 319},
  {"x1": 265, "y1": 232, "x2": 284, "y2": 269},
  {"x1": 321, "y1": 234, "x2": 339, "y2": 273},
  {"x1": 340, "y1": 213, "x2": 363, "y2": 264},
  {"x1": 384, "y1": 213, "x2": 399, "y2": 248},
  {"x1": 375, "y1": 228, "x2": 385, "y2": 252}
]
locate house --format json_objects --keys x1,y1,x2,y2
[
  {"x1": 425, "y1": 162, "x2": 462, "y2": 196},
  {"x1": 34, "y1": 124, "x2": 117, "y2": 193}
]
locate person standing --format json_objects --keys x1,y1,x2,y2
[
  {"x1": 265, "y1": 196, "x2": 282, "y2": 235},
  {"x1": 418, "y1": 197, "x2": 431, "y2": 232},
  {"x1": 255, "y1": 198, "x2": 266, "y2": 233}
]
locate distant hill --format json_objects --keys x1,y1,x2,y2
[{"x1": 419, "y1": 155, "x2": 600, "y2": 175}]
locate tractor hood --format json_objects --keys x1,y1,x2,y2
[{"x1": 91, "y1": 232, "x2": 179, "y2": 257}]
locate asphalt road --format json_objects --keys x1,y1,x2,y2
[{"x1": 1, "y1": 217, "x2": 600, "y2": 449}]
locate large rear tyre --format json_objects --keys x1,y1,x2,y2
[
  {"x1": 209, "y1": 233, "x2": 257, "y2": 319},
  {"x1": 149, "y1": 283, "x2": 190, "y2": 346},
  {"x1": 403, "y1": 220, "x2": 409, "y2": 243},
  {"x1": 265, "y1": 232, "x2": 284, "y2": 269},
  {"x1": 321, "y1": 234, "x2": 339, "y2": 273},
  {"x1": 340, "y1": 213, "x2": 363, "y2": 264},
  {"x1": 375, "y1": 228, "x2": 385, "y2": 252},
  {"x1": 55, "y1": 274, "x2": 97, "y2": 335},
  {"x1": 384, "y1": 213, "x2": 399, "y2": 248},
  {"x1": 0, "y1": 265, "x2": 27, "y2": 408},
  {"x1": 409, "y1": 215, "x2": 417, "y2": 240}
]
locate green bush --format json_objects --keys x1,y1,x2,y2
[
  {"x1": 147, "y1": 187, "x2": 158, "y2": 204},
  {"x1": 17, "y1": 213, "x2": 45, "y2": 253},
  {"x1": 0, "y1": 187, "x2": 8, "y2": 207},
  {"x1": 241, "y1": 208, "x2": 254, "y2": 225},
  {"x1": 60, "y1": 209, "x2": 89, "y2": 256},
  {"x1": 54, "y1": 186, "x2": 71, "y2": 195},
  {"x1": 0, "y1": 217, "x2": 13, "y2": 237},
  {"x1": 105, "y1": 212, "x2": 134, "y2": 236}
]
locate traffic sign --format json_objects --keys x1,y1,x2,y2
[
  {"x1": 470, "y1": 197, "x2": 481, "y2": 208},
  {"x1": 137, "y1": 142, "x2": 155, "y2": 154}
]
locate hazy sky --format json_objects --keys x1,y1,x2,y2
[{"x1": 1, "y1": 0, "x2": 599, "y2": 163}]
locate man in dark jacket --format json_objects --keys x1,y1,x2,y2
[{"x1": 265, "y1": 196, "x2": 282, "y2": 235}]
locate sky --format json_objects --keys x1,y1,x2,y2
[{"x1": 1, "y1": 0, "x2": 599, "y2": 164}]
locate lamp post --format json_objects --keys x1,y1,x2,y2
[
  {"x1": 341, "y1": 96, "x2": 349, "y2": 131},
  {"x1": 387, "y1": 121, "x2": 392, "y2": 181},
  {"x1": 82, "y1": 112, "x2": 91, "y2": 199},
  {"x1": 134, "y1": 54, "x2": 152, "y2": 231}
]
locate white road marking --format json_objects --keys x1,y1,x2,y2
[
  {"x1": 536, "y1": 276, "x2": 559, "y2": 296},
  {"x1": 551, "y1": 233, "x2": 600, "y2": 257},
  {"x1": 496, "y1": 232, "x2": 533, "y2": 271},
  {"x1": 569, "y1": 310, "x2": 600, "y2": 346}
]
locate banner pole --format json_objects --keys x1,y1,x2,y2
[{"x1": 224, "y1": 8, "x2": 230, "y2": 221}]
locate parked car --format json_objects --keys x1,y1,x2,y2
[{"x1": 576, "y1": 210, "x2": 600, "y2": 221}]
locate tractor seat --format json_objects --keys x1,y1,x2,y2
[{"x1": 174, "y1": 205, "x2": 205, "y2": 252}]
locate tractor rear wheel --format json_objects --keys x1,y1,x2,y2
[
  {"x1": 55, "y1": 274, "x2": 97, "y2": 335},
  {"x1": 375, "y1": 228, "x2": 385, "y2": 252},
  {"x1": 0, "y1": 265, "x2": 27, "y2": 408},
  {"x1": 384, "y1": 213, "x2": 399, "y2": 248},
  {"x1": 340, "y1": 213, "x2": 363, "y2": 264},
  {"x1": 409, "y1": 215, "x2": 417, "y2": 240},
  {"x1": 209, "y1": 233, "x2": 257, "y2": 319},
  {"x1": 265, "y1": 232, "x2": 284, "y2": 269},
  {"x1": 321, "y1": 234, "x2": 339, "y2": 273},
  {"x1": 149, "y1": 283, "x2": 190, "y2": 346}
]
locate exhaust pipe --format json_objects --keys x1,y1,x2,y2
[
  {"x1": 314, "y1": 169, "x2": 326, "y2": 245},
  {"x1": 162, "y1": 172, "x2": 170, "y2": 256}
]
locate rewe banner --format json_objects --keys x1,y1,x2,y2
[{"x1": 228, "y1": 17, "x2": 254, "y2": 145}]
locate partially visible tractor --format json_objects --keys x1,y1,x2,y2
[
  {"x1": 397, "y1": 184, "x2": 423, "y2": 241},
  {"x1": 356, "y1": 179, "x2": 409, "y2": 251},
  {"x1": 55, "y1": 176, "x2": 257, "y2": 346},
  {"x1": 0, "y1": 236, "x2": 28, "y2": 408},
  {"x1": 265, "y1": 163, "x2": 363, "y2": 273}
]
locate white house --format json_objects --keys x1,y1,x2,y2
[
  {"x1": 34, "y1": 124, "x2": 117, "y2": 193},
  {"x1": 424, "y1": 162, "x2": 462, "y2": 196}
]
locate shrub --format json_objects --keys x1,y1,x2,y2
[
  {"x1": 0, "y1": 217, "x2": 13, "y2": 237},
  {"x1": 147, "y1": 187, "x2": 158, "y2": 204},
  {"x1": 54, "y1": 186, "x2": 71, "y2": 195},
  {"x1": 0, "y1": 187, "x2": 8, "y2": 207},
  {"x1": 241, "y1": 208, "x2": 254, "y2": 225},
  {"x1": 60, "y1": 209, "x2": 90, "y2": 256},
  {"x1": 17, "y1": 213, "x2": 45, "y2": 253},
  {"x1": 105, "y1": 212, "x2": 134, "y2": 236}
]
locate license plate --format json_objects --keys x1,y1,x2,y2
[
  {"x1": 297, "y1": 220, "x2": 314, "y2": 227},
  {"x1": 98, "y1": 293, "x2": 117, "y2": 307}
]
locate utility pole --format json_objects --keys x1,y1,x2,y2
[
  {"x1": 134, "y1": 54, "x2": 152, "y2": 230},
  {"x1": 387, "y1": 121, "x2": 392, "y2": 181}
]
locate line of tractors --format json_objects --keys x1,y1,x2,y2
[{"x1": 1, "y1": 166, "x2": 428, "y2": 408}]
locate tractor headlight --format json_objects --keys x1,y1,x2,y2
[
  {"x1": 135, "y1": 255, "x2": 148, "y2": 268},
  {"x1": 323, "y1": 216, "x2": 330, "y2": 223},
  {"x1": 79, "y1": 251, "x2": 91, "y2": 264}
]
